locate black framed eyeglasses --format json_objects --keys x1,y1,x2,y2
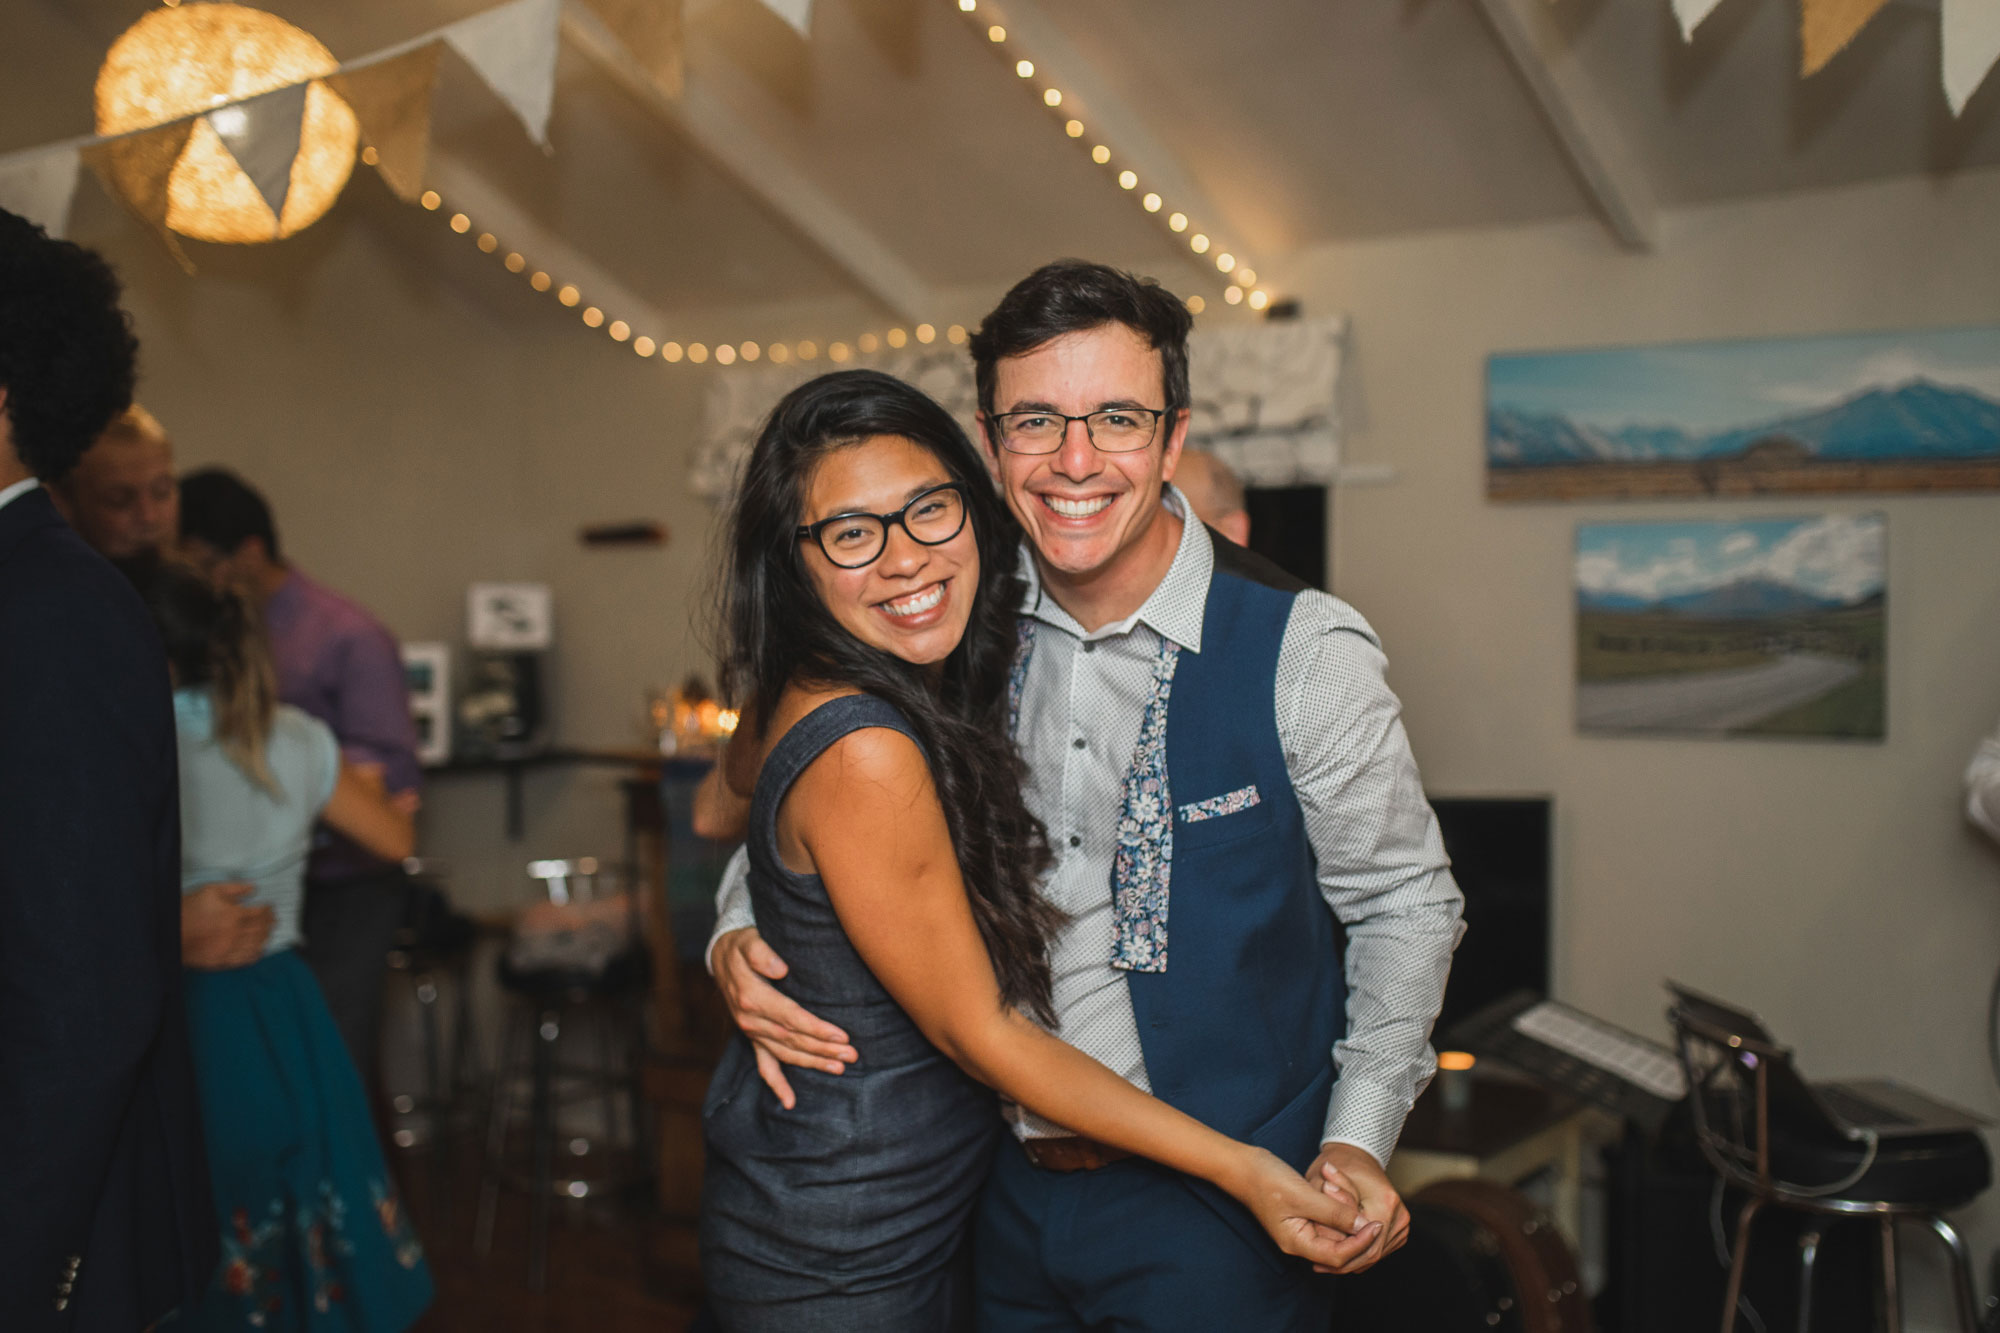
[
  {"x1": 988, "y1": 407, "x2": 1167, "y2": 455},
  {"x1": 796, "y1": 481, "x2": 971, "y2": 569}
]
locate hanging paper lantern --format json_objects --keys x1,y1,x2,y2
[{"x1": 94, "y1": 4, "x2": 358, "y2": 244}]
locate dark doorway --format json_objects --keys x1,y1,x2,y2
[{"x1": 1242, "y1": 485, "x2": 1328, "y2": 590}]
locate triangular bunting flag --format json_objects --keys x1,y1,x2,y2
[
  {"x1": 1943, "y1": 0, "x2": 2000, "y2": 115},
  {"x1": 327, "y1": 44, "x2": 442, "y2": 202},
  {"x1": 205, "y1": 80, "x2": 310, "y2": 230},
  {"x1": 758, "y1": 0, "x2": 812, "y2": 37},
  {"x1": 0, "y1": 145, "x2": 83, "y2": 238},
  {"x1": 445, "y1": 0, "x2": 562, "y2": 146},
  {"x1": 1671, "y1": 0, "x2": 1731, "y2": 42},
  {"x1": 1800, "y1": 0, "x2": 1893, "y2": 75},
  {"x1": 581, "y1": 0, "x2": 684, "y2": 99},
  {"x1": 81, "y1": 118, "x2": 198, "y2": 269}
]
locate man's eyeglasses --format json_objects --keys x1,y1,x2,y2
[
  {"x1": 796, "y1": 482, "x2": 971, "y2": 569},
  {"x1": 988, "y1": 408, "x2": 1167, "y2": 455}
]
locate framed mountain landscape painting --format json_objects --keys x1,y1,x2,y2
[
  {"x1": 1488, "y1": 327, "x2": 2000, "y2": 501},
  {"x1": 1575, "y1": 514, "x2": 1885, "y2": 740}
]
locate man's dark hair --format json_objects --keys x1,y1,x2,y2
[
  {"x1": 968, "y1": 259, "x2": 1193, "y2": 431},
  {"x1": 0, "y1": 209, "x2": 139, "y2": 482},
  {"x1": 179, "y1": 467, "x2": 282, "y2": 563}
]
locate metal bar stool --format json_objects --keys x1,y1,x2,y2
[{"x1": 473, "y1": 858, "x2": 654, "y2": 1290}]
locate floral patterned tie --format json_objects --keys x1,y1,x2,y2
[{"x1": 1010, "y1": 619, "x2": 1178, "y2": 973}]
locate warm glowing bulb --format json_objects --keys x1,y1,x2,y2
[
  {"x1": 1224, "y1": 285, "x2": 1243, "y2": 305},
  {"x1": 1236, "y1": 267, "x2": 1256, "y2": 286},
  {"x1": 1190, "y1": 233, "x2": 1210, "y2": 253},
  {"x1": 420, "y1": 190, "x2": 440, "y2": 210},
  {"x1": 915, "y1": 323, "x2": 936, "y2": 344},
  {"x1": 858, "y1": 332, "x2": 880, "y2": 354},
  {"x1": 947, "y1": 324, "x2": 967, "y2": 345},
  {"x1": 1118, "y1": 170, "x2": 1137, "y2": 190},
  {"x1": 1142, "y1": 193, "x2": 1161, "y2": 212},
  {"x1": 1248, "y1": 290, "x2": 1270, "y2": 310},
  {"x1": 361, "y1": 145, "x2": 379, "y2": 166},
  {"x1": 798, "y1": 341, "x2": 819, "y2": 361},
  {"x1": 1043, "y1": 88, "x2": 1062, "y2": 106},
  {"x1": 715, "y1": 344, "x2": 737, "y2": 365},
  {"x1": 504, "y1": 252, "x2": 525, "y2": 272},
  {"x1": 958, "y1": 0, "x2": 975, "y2": 9},
  {"x1": 1091, "y1": 145, "x2": 1110, "y2": 165},
  {"x1": 829, "y1": 342, "x2": 852, "y2": 363},
  {"x1": 530, "y1": 271, "x2": 551, "y2": 291},
  {"x1": 662, "y1": 342, "x2": 684, "y2": 363},
  {"x1": 688, "y1": 343, "x2": 709, "y2": 364},
  {"x1": 1065, "y1": 119, "x2": 1084, "y2": 138},
  {"x1": 886, "y1": 327, "x2": 908, "y2": 349},
  {"x1": 1438, "y1": 1051, "x2": 1477, "y2": 1072},
  {"x1": 1168, "y1": 212, "x2": 1187, "y2": 232},
  {"x1": 608, "y1": 319, "x2": 630, "y2": 341},
  {"x1": 449, "y1": 213, "x2": 470, "y2": 233},
  {"x1": 94, "y1": 4, "x2": 358, "y2": 244},
  {"x1": 741, "y1": 341, "x2": 761, "y2": 362},
  {"x1": 1215, "y1": 252, "x2": 1235, "y2": 273},
  {"x1": 632, "y1": 336, "x2": 656, "y2": 357},
  {"x1": 557, "y1": 285, "x2": 580, "y2": 306},
  {"x1": 769, "y1": 343, "x2": 791, "y2": 364},
  {"x1": 1186, "y1": 294, "x2": 1205, "y2": 314},
  {"x1": 987, "y1": 24, "x2": 1005, "y2": 41},
  {"x1": 1016, "y1": 60, "x2": 1034, "y2": 78},
  {"x1": 582, "y1": 306, "x2": 604, "y2": 327},
  {"x1": 476, "y1": 232, "x2": 497, "y2": 252}
]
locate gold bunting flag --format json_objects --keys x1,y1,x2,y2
[
  {"x1": 81, "y1": 118, "x2": 198, "y2": 269},
  {"x1": 327, "y1": 44, "x2": 443, "y2": 202},
  {"x1": 581, "y1": 0, "x2": 684, "y2": 99},
  {"x1": 1800, "y1": 0, "x2": 1893, "y2": 75}
]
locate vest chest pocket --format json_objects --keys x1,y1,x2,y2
[{"x1": 1175, "y1": 783, "x2": 1272, "y2": 848}]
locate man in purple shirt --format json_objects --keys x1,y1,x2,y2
[{"x1": 178, "y1": 467, "x2": 420, "y2": 1089}]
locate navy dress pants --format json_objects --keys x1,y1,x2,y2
[{"x1": 973, "y1": 1143, "x2": 1336, "y2": 1332}]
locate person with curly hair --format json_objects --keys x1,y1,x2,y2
[{"x1": 0, "y1": 207, "x2": 215, "y2": 1330}]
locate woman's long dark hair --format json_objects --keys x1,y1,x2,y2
[{"x1": 723, "y1": 369, "x2": 1063, "y2": 1023}]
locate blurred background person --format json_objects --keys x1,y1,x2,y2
[
  {"x1": 1172, "y1": 446, "x2": 1251, "y2": 546},
  {"x1": 179, "y1": 467, "x2": 422, "y2": 1092},
  {"x1": 50, "y1": 402, "x2": 178, "y2": 558},
  {"x1": 0, "y1": 207, "x2": 212, "y2": 1331},
  {"x1": 124, "y1": 554, "x2": 432, "y2": 1331}
]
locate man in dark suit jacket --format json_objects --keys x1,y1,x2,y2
[{"x1": 0, "y1": 209, "x2": 213, "y2": 1329}]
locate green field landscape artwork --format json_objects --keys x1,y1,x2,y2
[
  {"x1": 1575, "y1": 514, "x2": 1885, "y2": 740},
  {"x1": 1490, "y1": 326, "x2": 2000, "y2": 501}
]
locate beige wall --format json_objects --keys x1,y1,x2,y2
[{"x1": 1293, "y1": 167, "x2": 2000, "y2": 1282}]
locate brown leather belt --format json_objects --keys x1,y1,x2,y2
[{"x1": 1020, "y1": 1135, "x2": 1134, "y2": 1172}]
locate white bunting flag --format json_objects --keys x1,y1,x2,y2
[
  {"x1": 1672, "y1": 0, "x2": 1731, "y2": 41},
  {"x1": 0, "y1": 144, "x2": 83, "y2": 238},
  {"x1": 1943, "y1": 0, "x2": 2000, "y2": 115},
  {"x1": 206, "y1": 81, "x2": 310, "y2": 228},
  {"x1": 445, "y1": 0, "x2": 562, "y2": 145},
  {"x1": 758, "y1": 0, "x2": 813, "y2": 37}
]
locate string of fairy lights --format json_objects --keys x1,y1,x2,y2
[{"x1": 412, "y1": 0, "x2": 1271, "y2": 368}]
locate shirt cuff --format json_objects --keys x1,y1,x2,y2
[
  {"x1": 1320, "y1": 1070, "x2": 1424, "y2": 1169},
  {"x1": 705, "y1": 844, "x2": 756, "y2": 976}
]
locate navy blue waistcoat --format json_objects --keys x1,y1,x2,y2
[{"x1": 1124, "y1": 537, "x2": 1346, "y2": 1175}]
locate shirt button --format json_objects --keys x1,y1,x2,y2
[
  {"x1": 1072, "y1": 737, "x2": 1086, "y2": 750},
  {"x1": 1081, "y1": 642, "x2": 1095, "y2": 654},
  {"x1": 1069, "y1": 835, "x2": 1082, "y2": 848}
]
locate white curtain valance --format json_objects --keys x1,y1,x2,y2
[{"x1": 693, "y1": 314, "x2": 1348, "y2": 501}]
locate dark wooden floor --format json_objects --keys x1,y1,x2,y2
[{"x1": 397, "y1": 1143, "x2": 705, "y2": 1333}]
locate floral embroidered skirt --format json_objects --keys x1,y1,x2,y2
[{"x1": 173, "y1": 948, "x2": 434, "y2": 1332}]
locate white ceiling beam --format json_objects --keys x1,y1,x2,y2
[
  {"x1": 1476, "y1": 0, "x2": 1658, "y2": 252},
  {"x1": 559, "y1": 0, "x2": 936, "y2": 325},
  {"x1": 426, "y1": 149, "x2": 678, "y2": 338},
  {"x1": 980, "y1": 0, "x2": 1237, "y2": 277}
]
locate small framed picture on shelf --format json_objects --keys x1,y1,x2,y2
[
  {"x1": 467, "y1": 582, "x2": 553, "y2": 651},
  {"x1": 401, "y1": 641, "x2": 453, "y2": 766}
]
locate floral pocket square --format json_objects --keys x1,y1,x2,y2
[{"x1": 1178, "y1": 784, "x2": 1261, "y2": 823}]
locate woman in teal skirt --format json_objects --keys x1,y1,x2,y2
[{"x1": 128, "y1": 557, "x2": 434, "y2": 1332}]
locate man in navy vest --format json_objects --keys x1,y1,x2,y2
[{"x1": 711, "y1": 260, "x2": 1463, "y2": 1327}]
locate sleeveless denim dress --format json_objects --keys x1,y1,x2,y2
[{"x1": 699, "y1": 694, "x2": 1000, "y2": 1332}]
